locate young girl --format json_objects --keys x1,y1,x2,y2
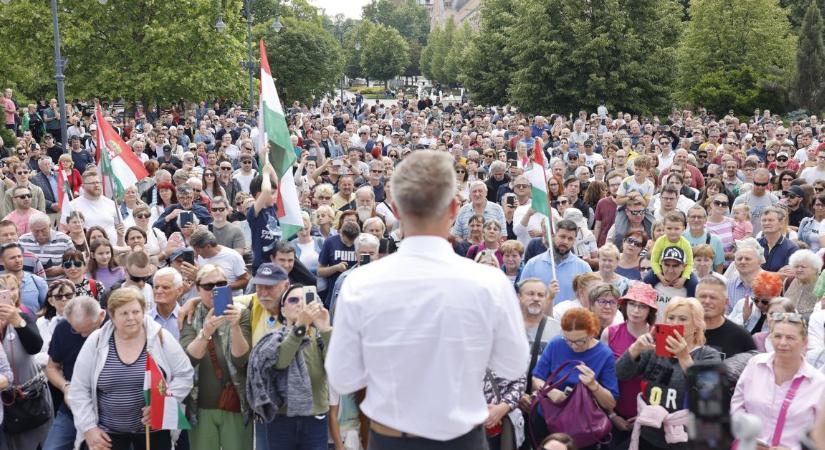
[
  {"x1": 650, "y1": 211, "x2": 693, "y2": 288},
  {"x1": 732, "y1": 203, "x2": 753, "y2": 240},
  {"x1": 87, "y1": 238, "x2": 125, "y2": 290}
]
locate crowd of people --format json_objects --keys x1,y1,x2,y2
[{"x1": 1, "y1": 85, "x2": 825, "y2": 450}]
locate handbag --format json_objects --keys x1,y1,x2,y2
[
  {"x1": 529, "y1": 360, "x2": 611, "y2": 449},
  {"x1": 207, "y1": 339, "x2": 241, "y2": 413},
  {"x1": 487, "y1": 370, "x2": 525, "y2": 450},
  {"x1": 1, "y1": 329, "x2": 52, "y2": 434}
]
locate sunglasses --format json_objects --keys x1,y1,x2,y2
[
  {"x1": 456, "y1": 169, "x2": 466, "y2": 174},
  {"x1": 770, "y1": 312, "x2": 805, "y2": 324},
  {"x1": 625, "y1": 237, "x2": 644, "y2": 248},
  {"x1": 220, "y1": 167, "x2": 233, "y2": 171},
  {"x1": 777, "y1": 157, "x2": 788, "y2": 162},
  {"x1": 129, "y1": 274, "x2": 152, "y2": 283},
  {"x1": 212, "y1": 207, "x2": 226, "y2": 212},
  {"x1": 628, "y1": 209, "x2": 645, "y2": 216},
  {"x1": 713, "y1": 200, "x2": 729, "y2": 207},
  {"x1": 135, "y1": 213, "x2": 151, "y2": 219},
  {"x1": 62, "y1": 260, "x2": 84, "y2": 269},
  {"x1": 753, "y1": 181, "x2": 770, "y2": 187},
  {"x1": 241, "y1": 160, "x2": 253, "y2": 165},
  {"x1": 15, "y1": 194, "x2": 31, "y2": 199},
  {"x1": 51, "y1": 292, "x2": 74, "y2": 301},
  {"x1": 198, "y1": 280, "x2": 228, "y2": 291},
  {"x1": 752, "y1": 297, "x2": 771, "y2": 307},
  {"x1": 204, "y1": 172, "x2": 215, "y2": 177},
  {"x1": 283, "y1": 296, "x2": 302, "y2": 305},
  {"x1": 556, "y1": 200, "x2": 569, "y2": 205}
]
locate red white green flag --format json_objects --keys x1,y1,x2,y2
[
  {"x1": 526, "y1": 140, "x2": 550, "y2": 218},
  {"x1": 143, "y1": 353, "x2": 190, "y2": 431},
  {"x1": 94, "y1": 105, "x2": 148, "y2": 201},
  {"x1": 258, "y1": 40, "x2": 302, "y2": 240}
]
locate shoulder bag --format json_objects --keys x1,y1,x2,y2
[{"x1": 1, "y1": 329, "x2": 51, "y2": 433}]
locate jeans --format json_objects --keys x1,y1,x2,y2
[
  {"x1": 261, "y1": 415, "x2": 328, "y2": 450},
  {"x1": 42, "y1": 406, "x2": 75, "y2": 450}
]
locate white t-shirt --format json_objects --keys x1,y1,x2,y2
[
  {"x1": 801, "y1": 166, "x2": 825, "y2": 184},
  {"x1": 233, "y1": 170, "x2": 256, "y2": 194},
  {"x1": 584, "y1": 152, "x2": 604, "y2": 168},
  {"x1": 69, "y1": 195, "x2": 118, "y2": 244},
  {"x1": 198, "y1": 246, "x2": 247, "y2": 296},
  {"x1": 296, "y1": 241, "x2": 319, "y2": 273}
]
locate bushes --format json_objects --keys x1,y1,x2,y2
[{"x1": 683, "y1": 67, "x2": 787, "y2": 116}]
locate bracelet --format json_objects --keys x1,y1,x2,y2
[{"x1": 608, "y1": 412, "x2": 618, "y2": 419}]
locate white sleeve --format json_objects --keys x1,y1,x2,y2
[
  {"x1": 808, "y1": 311, "x2": 825, "y2": 362},
  {"x1": 325, "y1": 277, "x2": 368, "y2": 395},
  {"x1": 727, "y1": 298, "x2": 745, "y2": 325}
]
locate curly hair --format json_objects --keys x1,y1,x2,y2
[{"x1": 752, "y1": 271, "x2": 783, "y2": 299}]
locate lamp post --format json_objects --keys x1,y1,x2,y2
[
  {"x1": 215, "y1": 0, "x2": 282, "y2": 110},
  {"x1": 335, "y1": 22, "x2": 344, "y2": 102},
  {"x1": 0, "y1": 0, "x2": 106, "y2": 149}
]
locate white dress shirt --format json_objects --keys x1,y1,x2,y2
[{"x1": 325, "y1": 236, "x2": 529, "y2": 440}]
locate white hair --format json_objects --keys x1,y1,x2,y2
[
  {"x1": 789, "y1": 249, "x2": 823, "y2": 272},
  {"x1": 28, "y1": 213, "x2": 51, "y2": 229},
  {"x1": 64, "y1": 295, "x2": 101, "y2": 323},
  {"x1": 735, "y1": 237, "x2": 766, "y2": 264},
  {"x1": 154, "y1": 267, "x2": 183, "y2": 288},
  {"x1": 354, "y1": 233, "x2": 380, "y2": 252}
]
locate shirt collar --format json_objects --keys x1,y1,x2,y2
[
  {"x1": 398, "y1": 236, "x2": 454, "y2": 257},
  {"x1": 756, "y1": 352, "x2": 820, "y2": 380},
  {"x1": 150, "y1": 303, "x2": 180, "y2": 319}
]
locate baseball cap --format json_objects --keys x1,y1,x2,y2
[
  {"x1": 661, "y1": 247, "x2": 686, "y2": 264},
  {"x1": 168, "y1": 247, "x2": 194, "y2": 262},
  {"x1": 620, "y1": 282, "x2": 658, "y2": 310},
  {"x1": 188, "y1": 143, "x2": 197, "y2": 150},
  {"x1": 252, "y1": 263, "x2": 288, "y2": 285},
  {"x1": 777, "y1": 151, "x2": 789, "y2": 158},
  {"x1": 788, "y1": 185, "x2": 805, "y2": 198},
  {"x1": 583, "y1": 139, "x2": 593, "y2": 147},
  {"x1": 567, "y1": 150, "x2": 579, "y2": 159}
]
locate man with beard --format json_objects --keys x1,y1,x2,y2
[
  {"x1": 519, "y1": 219, "x2": 592, "y2": 305},
  {"x1": 354, "y1": 186, "x2": 377, "y2": 224}
]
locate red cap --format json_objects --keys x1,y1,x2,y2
[{"x1": 620, "y1": 282, "x2": 658, "y2": 310}]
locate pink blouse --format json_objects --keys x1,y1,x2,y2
[{"x1": 731, "y1": 353, "x2": 825, "y2": 450}]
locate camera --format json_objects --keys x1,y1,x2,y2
[{"x1": 687, "y1": 361, "x2": 733, "y2": 450}]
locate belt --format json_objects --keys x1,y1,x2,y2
[{"x1": 370, "y1": 421, "x2": 421, "y2": 439}]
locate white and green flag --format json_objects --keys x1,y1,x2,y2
[{"x1": 258, "y1": 39, "x2": 302, "y2": 240}]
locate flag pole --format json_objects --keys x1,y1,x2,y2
[
  {"x1": 145, "y1": 424, "x2": 150, "y2": 450},
  {"x1": 534, "y1": 140, "x2": 557, "y2": 280}
]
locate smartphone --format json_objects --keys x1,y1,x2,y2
[
  {"x1": 332, "y1": 159, "x2": 343, "y2": 167},
  {"x1": 179, "y1": 211, "x2": 194, "y2": 228},
  {"x1": 212, "y1": 285, "x2": 232, "y2": 316},
  {"x1": 0, "y1": 290, "x2": 11, "y2": 306},
  {"x1": 655, "y1": 324, "x2": 685, "y2": 358},
  {"x1": 506, "y1": 195, "x2": 516, "y2": 208},
  {"x1": 360, "y1": 254, "x2": 371, "y2": 266},
  {"x1": 307, "y1": 155, "x2": 317, "y2": 162},
  {"x1": 304, "y1": 286, "x2": 317, "y2": 304},
  {"x1": 180, "y1": 249, "x2": 195, "y2": 265},
  {"x1": 506, "y1": 150, "x2": 518, "y2": 161}
]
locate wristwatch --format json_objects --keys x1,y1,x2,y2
[
  {"x1": 197, "y1": 329, "x2": 212, "y2": 341},
  {"x1": 293, "y1": 325, "x2": 307, "y2": 337}
]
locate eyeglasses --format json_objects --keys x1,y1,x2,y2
[
  {"x1": 204, "y1": 172, "x2": 215, "y2": 177},
  {"x1": 14, "y1": 194, "x2": 31, "y2": 199},
  {"x1": 556, "y1": 200, "x2": 569, "y2": 205},
  {"x1": 129, "y1": 274, "x2": 152, "y2": 283},
  {"x1": 198, "y1": 280, "x2": 228, "y2": 291},
  {"x1": 777, "y1": 157, "x2": 789, "y2": 162},
  {"x1": 595, "y1": 298, "x2": 618, "y2": 307},
  {"x1": 316, "y1": 195, "x2": 331, "y2": 200},
  {"x1": 212, "y1": 207, "x2": 226, "y2": 212},
  {"x1": 220, "y1": 167, "x2": 232, "y2": 171},
  {"x1": 625, "y1": 237, "x2": 644, "y2": 248},
  {"x1": 770, "y1": 312, "x2": 805, "y2": 324},
  {"x1": 370, "y1": 169, "x2": 384, "y2": 174},
  {"x1": 563, "y1": 336, "x2": 590, "y2": 347},
  {"x1": 135, "y1": 213, "x2": 151, "y2": 219},
  {"x1": 284, "y1": 296, "x2": 302, "y2": 305},
  {"x1": 752, "y1": 297, "x2": 771, "y2": 306},
  {"x1": 15, "y1": 171, "x2": 27, "y2": 176},
  {"x1": 628, "y1": 209, "x2": 645, "y2": 216},
  {"x1": 242, "y1": 160, "x2": 253, "y2": 165},
  {"x1": 514, "y1": 184, "x2": 530, "y2": 189},
  {"x1": 51, "y1": 292, "x2": 73, "y2": 301},
  {"x1": 713, "y1": 200, "x2": 729, "y2": 207},
  {"x1": 62, "y1": 260, "x2": 84, "y2": 269},
  {"x1": 753, "y1": 181, "x2": 770, "y2": 187}
]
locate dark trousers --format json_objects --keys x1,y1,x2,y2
[
  {"x1": 108, "y1": 430, "x2": 171, "y2": 450},
  {"x1": 368, "y1": 426, "x2": 488, "y2": 450}
]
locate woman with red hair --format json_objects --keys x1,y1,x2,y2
[
  {"x1": 728, "y1": 271, "x2": 784, "y2": 335},
  {"x1": 529, "y1": 308, "x2": 619, "y2": 448}
]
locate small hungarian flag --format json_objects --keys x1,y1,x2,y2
[
  {"x1": 57, "y1": 170, "x2": 73, "y2": 224},
  {"x1": 143, "y1": 353, "x2": 190, "y2": 431},
  {"x1": 526, "y1": 140, "x2": 551, "y2": 218},
  {"x1": 94, "y1": 105, "x2": 148, "y2": 201},
  {"x1": 258, "y1": 39, "x2": 303, "y2": 240}
]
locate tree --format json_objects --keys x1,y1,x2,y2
[
  {"x1": 460, "y1": 0, "x2": 516, "y2": 105},
  {"x1": 343, "y1": 21, "x2": 374, "y2": 80},
  {"x1": 676, "y1": 0, "x2": 795, "y2": 114},
  {"x1": 250, "y1": 0, "x2": 320, "y2": 26},
  {"x1": 257, "y1": 17, "x2": 344, "y2": 105},
  {"x1": 424, "y1": 18, "x2": 456, "y2": 84},
  {"x1": 442, "y1": 22, "x2": 472, "y2": 85},
  {"x1": 362, "y1": 0, "x2": 430, "y2": 45},
  {"x1": 360, "y1": 24, "x2": 409, "y2": 89},
  {"x1": 507, "y1": 0, "x2": 681, "y2": 115},
  {"x1": 781, "y1": 0, "x2": 825, "y2": 29},
  {"x1": 793, "y1": 0, "x2": 825, "y2": 112},
  {"x1": 419, "y1": 26, "x2": 439, "y2": 81},
  {"x1": 0, "y1": 0, "x2": 248, "y2": 105}
]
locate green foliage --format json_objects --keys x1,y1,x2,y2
[
  {"x1": 419, "y1": 26, "x2": 438, "y2": 81},
  {"x1": 343, "y1": 21, "x2": 374, "y2": 80},
  {"x1": 507, "y1": 0, "x2": 681, "y2": 115},
  {"x1": 0, "y1": 104, "x2": 17, "y2": 151},
  {"x1": 676, "y1": 0, "x2": 795, "y2": 112},
  {"x1": 685, "y1": 67, "x2": 786, "y2": 115},
  {"x1": 792, "y1": 0, "x2": 825, "y2": 113},
  {"x1": 250, "y1": 0, "x2": 321, "y2": 26},
  {"x1": 423, "y1": 18, "x2": 456, "y2": 84},
  {"x1": 362, "y1": 0, "x2": 430, "y2": 45},
  {"x1": 781, "y1": 0, "x2": 825, "y2": 29},
  {"x1": 360, "y1": 24, "x2": 409, "y2": 87},
  {"x1": 460, "y1": 0, "x2": 516, "y2": 105},
  {"x1": 257, "y1": 16, "x2": 344, "y2": 105},
  {"x1": 442, "y1": 22, "x2": 472, "y2": 85}
]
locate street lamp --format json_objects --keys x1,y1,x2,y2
[
  {"x1": 271, "y1": 16, "x2": 283, "y2": 32},
  {"x1": 215, "y1": 15, "x2": 227, "y2": 32}
]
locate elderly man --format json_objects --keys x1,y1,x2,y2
[
  {"x1": 30, "y1": 156, "x2": 60, "y2": 221},
  {"x1": 332, "y1": 174, "x2": 356, "y2": 211},
  {"x1": 154, "y1": 184, "x2": 212, "y2": 235},
  {"x1": 759, "y1": 206, "x2": 798, "y2": 273},
  {"x1": 732, "y1": 168, "x2": 779, "y2": 234},
  {"x1": 485, "y1": 160, "x2": 510, "y2": 202},
  {"x1": 726, "y1": 238, "x2": 765, "y2": 314},
  {"x1": 520, "y1": 219, "x2": 591, "y2": 305},
  {"x1": 19, "y1": 213, "x2": 73, "y2": 282},
  {"x1": 140, "y1": 169, "x2": 173, "y2": 206},
  {"x1": 366, "y1": 160, "x2": 385, "y2": 202},
  {"x1": 353, "y1": 185, "x2": 379, "y2": 225},
  {"x1": 518, "y1": 278, "x2": 561, "y2": 388},
  {"x1": 0, "y1": 242, "x2": 47, "y2": 312},
  {"x1": 190, "y1": 228, "x2": 249, "y2": 296},
  {"x1": 326, "y1": 151, "x2": 527, "y2": 449},
  {"x1": 328, "y1": 233, "x2": 380, "y2": 320},
  {"x1": 150, "y1": 267, "x2": 185, "y2": 340},
  {"x1": 696, "y1": 276, "x2": 756, "y2": 359},
  {"x1": 451, "y1": 181, "x2": 507, "y2": 241},
  {"x1": 68, "y1": 169, "x2": 119, "y2": 243},
  {"x1": 43, "y1": 296, "x2": 106, "y2": 450}
]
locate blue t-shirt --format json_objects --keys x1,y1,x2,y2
[
  {"x1": 318, "y1": 235, "x2": 356, "y2": 307},
  {"x1": 247, "y1": 205, "x2": 282, "y2": 272},
  {"x1": 532, "y1": 335, "x2": 619, "y2": 413},
  {"x1": 48, "y1": 319, "x2": 92, "y2": 382}
]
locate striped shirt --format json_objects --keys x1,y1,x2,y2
[
  {"x1": 19, "y1": 231, "x2": 74, "y2": 282},
  {"x1": 726, "y1": 276, "x2": 752, "y2": 315},
  {"x1": 450, "y1": 201, "x2": 507, "y2": 239},
  {"x1": 97, "y1": 336, "x2": 147, "y2": 434}
]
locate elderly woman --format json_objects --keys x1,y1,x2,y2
[
  {"x1": 616, "y1": 297, "x2": 721, "y2": 450},
  {"x1": 249, "y1": 283, "x2": 333, "y2": 450},
  {"x1": 597, "y1": 243, "x2": 629, "y2": 294},
  {"x1": 500, "y1": 240, "x2": 524, "y2": 284},
  {"x1": 601, "y1": 282, "x2": 658, "y2": 447},
  {"x1": 732, "y1": 313, "x2": 825, "y2": 450},
  {"x1": 69, "y1": 287, "x2": 194, "y2": 450},
  {"x1": 0, "y1": 273, "x2": 49, "y2": 449},
  {"x1": 729, "y1": 271, "x2": 784, "y2": 335},
  {"x1": 798, "y1": 193, "x2": 825, "y2": 251},
  {"x1": 530, "y1": 308, "x2": 619, "y2": 447},
  {"x1": 553, "y1": 273, "x2": 604, "y2": 321},
  {"x1": 180, "y1": 265, "x2": 253, "y2": 450},
  {"x1": 361, "y1": 216, "x2": 386, "y2": 241},
  {"x1": 63, "y1": 249, "x2": 106, "y2": 305},
  {"x1": 784, "y1": 249, "x2": 823, "y2": 319},
  {"x1": 752, "y1": 297, "x2": 797, "y2": 352},
  {"x1": 589, "y1": 283, "x2": 622, "y2": 334},
  {"x1": 58, "y1": 153, "x2": 82, "y2": 196},
  {"x1": 616, "y1": 231, "x2": 648, "y2": 281}
]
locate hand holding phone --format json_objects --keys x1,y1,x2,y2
[
  {"x1": 655, "y1": 324, "x2": 685, "y2": 358},
  {"x1": 212, "y1": 286, "x2": 232, "y2": 316},
  {"x1": 0, "y1": 290, "x2": 12, "y2": 306}
]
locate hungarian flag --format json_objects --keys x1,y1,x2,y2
[
  {"x1": 258, "y1": 40, "x2": 302, "y2": 240},
  {"x1": 143, "y1": 353, "x2": 190, "y2": 431},
  {"x1": 94, "y1": 105, "x2": 148, "y2": 201},
  {"x1": 526, "y1": 140, "x2": 551, "y2": 218},
  {"x1": 57, "y1": 171, "x2": 73, "y2": 224}
]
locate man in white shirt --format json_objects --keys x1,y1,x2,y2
[
  {"x1": 190, "y1": 228, "x2": 250, "y2": 296},
  {"x1": 801, "y1": 144, "x2": 825, "y2": 183},
  {"x1": 232, "y1": 154, "x2": 256, "y2": 193},
  {"x1": 326, "y1": 151, "x2": 528, "y2": 449},
  {"x1": 67, "y1": 169, "x2": 118, "y2": 244}
]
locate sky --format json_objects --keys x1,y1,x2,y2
[{"x1": 309, "y1": 0, "x2": 369, "y2": 19}]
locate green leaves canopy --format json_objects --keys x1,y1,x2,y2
[{"x1": 360, "y1": 23, "x2": 409, "y2": 86}]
